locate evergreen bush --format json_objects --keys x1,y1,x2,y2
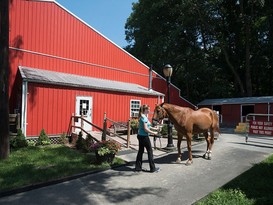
[
  {"x1": 75, "y1": 131, "x2": 85, "y2": 150},
  {"x1": 10, "y1": 129, "x2": 28, "y2": 149},
  {"x1": 36, "y1": 128, "x2": 51, "y2": 146}
]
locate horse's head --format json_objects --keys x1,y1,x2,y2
[{"x1": 152, "y1": 104, "x2": 167, "y2": 126}]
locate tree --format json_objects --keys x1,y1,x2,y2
[
  {"x1": 0, "y1": 0, "x2": 10, "y2": 159},
  {"x1": 125, "y1": 0, "x2": 272, "y2": 103}
]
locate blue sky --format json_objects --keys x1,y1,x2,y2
[{"x1": 56, "y1": 0, "x2": 137, "y2": 48}]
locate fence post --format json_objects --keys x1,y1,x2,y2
[
  {"x1": 81, "y1": 114, "x2": 84, "y2": 132},
  {"x1": 245, "y1": 120, "x2": 249, "y2": 143},
  {"x1": 102, "y1": 112, "x2": 107, "y2": 141},
  {"x1": 71, "y1": 113, "x2": 75, "y2": 133},
  {"x1": 127, "y1": 119, "x2": 131, "y2": 148}
]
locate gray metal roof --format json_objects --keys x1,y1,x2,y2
[
  {"x1": 198, "y1": 96, "x2": 273, "y2": 106},
  {"x1": 19, "y1": 66, "x2": 164, "y2": 96}
]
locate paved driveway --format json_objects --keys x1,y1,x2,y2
[{"x1": 0, "y1": 132, "x2": 272, "y2": 205}]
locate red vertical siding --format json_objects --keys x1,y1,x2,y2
[
  {"x1": 9, "y1": 0, "x2": 150, "y2": 87},
  {"x1": 254, "y1": 103, "x2": 273, "y2": 121},
  {"x1": 9, "y1": 0, "x2": 191, "y2": 104},
  {"x1": 26, "y1": 83, "x2": 159, "y2": 136},
  {"x1": 9, "y1": 0, "x2": 194, "y2": 136},
  {"x1": 219, "y1": 105, "x2": 240, "y2": 126},
  {"x1": 255, "y1": 104, "x2": 267, "y2": 114}
]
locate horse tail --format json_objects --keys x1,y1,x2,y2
[{"x1": 210, "y1": 110, "x2": 221, "y2": 135}]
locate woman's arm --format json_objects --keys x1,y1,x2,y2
[{"x1": 143, "y1": 123, "x2": 158, "y2": 135}]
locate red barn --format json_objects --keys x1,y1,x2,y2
[
  {"x1": 9, "y1": 0, "x2": 195, "y2": 137},
  {"x1": 198, "y1": 96, "x2": 273, "y2": 127}
]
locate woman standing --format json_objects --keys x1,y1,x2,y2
[{"x1": 135, "y1": 104, "x2": 160, "y2": 173}]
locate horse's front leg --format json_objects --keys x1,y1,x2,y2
[
  {"x1": 176, "y1": 132, "x2": 183, "y2": 163},
  {"x1": 186, "y1": 133, "x2": 193, "y2": 165}
]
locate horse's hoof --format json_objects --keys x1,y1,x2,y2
[
  {"x1": 185, "y1": 160, "x2": 193, "y2": 166},
  {"x1": 176, "y1": 158, "x2": 182, "y2": 163}
]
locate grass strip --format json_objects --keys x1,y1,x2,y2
[
  {"x1": 195, "y1": 154, "x2": 273, "y2": 205},
  {"x1": 0, "y1": 145, "x2": 124, "y2": 193}
]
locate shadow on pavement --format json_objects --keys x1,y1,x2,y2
[{"x1": 114, "y1": 149, "x2": 209, "y2": 173}]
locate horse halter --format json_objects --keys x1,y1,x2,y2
[{"x1": 152, "y1": 105, "x2": 166, "y2": 126}]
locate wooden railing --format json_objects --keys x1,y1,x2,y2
[
  {"x1": 67, "y1": 114, "x2": 101, "y2": 142},
  {"x1": 102, "y1": 112, "x2": 131, "y2": 148},
  {"x1": 67, "y1": 113, "x2": 132, "y2": 148}
]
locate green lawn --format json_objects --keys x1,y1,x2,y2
[
  {"x1": 195, "y1": 154, "x2": 273, "y2": 205},
  {"x1": 0, "y1": 145, "x2": 125, "y2": 192}
]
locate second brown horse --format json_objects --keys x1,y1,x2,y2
[{"x1": 152, "y1": 103, "x2": 220, "y2": 165}]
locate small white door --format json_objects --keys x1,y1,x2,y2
[{"x1": 75, "y1": 96, "x2": 92, "y2": 132}]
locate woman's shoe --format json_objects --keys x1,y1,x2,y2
[
  {"x1": 134, "y1": 168, "x2": 142, "y2": 172},
  {"x1": 150, "y1": 167, "x2": 160, "y2": 173}
]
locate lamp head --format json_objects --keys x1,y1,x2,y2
[{"x1": 163, "y1": 64, "x2": 173, "y2": 77}]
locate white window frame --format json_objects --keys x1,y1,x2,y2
[{"x1": 130, "y1": 100, "x2": 141, "y2": 117}]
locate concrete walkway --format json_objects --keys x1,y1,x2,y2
[{"x1": 0, "y1": 131, "x2": 273, "y2": 205}]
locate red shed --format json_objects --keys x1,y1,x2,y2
[
  {"x1": 198, "y1": 96, "x2": 273, "y2": 127},
  {"x1": 9, "y1": 0, "x2": 195, "y2": 137}
]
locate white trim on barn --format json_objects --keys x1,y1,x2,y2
[{"x1": 21, "y1": 80, "x2": 28, "y2": 136}]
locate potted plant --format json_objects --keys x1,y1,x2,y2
[{"x1": 90, "y1": 140, "x2": 121, "y2": 164}]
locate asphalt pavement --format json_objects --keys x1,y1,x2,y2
[{"x1": 0, "y1": 130, "x2": 273, "y2": 205}]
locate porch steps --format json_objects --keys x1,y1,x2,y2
[{"x1": 234, "y1": 122, "x2": 247, "y2": 133}]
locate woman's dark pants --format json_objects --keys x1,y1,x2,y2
[{"x1": 135, "y1": 135, "x2": 156, "y2": 172}]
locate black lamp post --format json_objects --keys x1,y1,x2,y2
[{"x1": 163, "y1": 64, "x2": 174, "y2": 149}]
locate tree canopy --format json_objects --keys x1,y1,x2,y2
[{"x1": 125, "y1": 0, "x2": 273, "y2": 104}]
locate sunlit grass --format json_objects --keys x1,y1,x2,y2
[{"x1": 195, "y1": 154, "x2": 273, "y2": 205}]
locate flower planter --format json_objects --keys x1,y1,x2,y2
[{"x1": 95, "y1": 151, "x2": 115, "y2": 164}]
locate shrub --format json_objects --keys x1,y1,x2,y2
[
  {"x1": 130, "y1": 119, "x2": 139, "y2": 129},
  {"x1": 27, "y1": 140, "x2": 36, "y2": 146},
  {"x1": 59, "y1": 132, "x2": 68, "y2": 144},
  {"x1": 75, "y1": 133, "x2": 96, "y2": 152},
  {"x1": 90, "y1": 140, "x2": 121, "y2": 156},
  {"x1": 76, "y1": 132, "x2": 85, "y2": 150},
  {"x1": 10, "y1": 129, "x2": 28, "y2": 149},
  {"x1": 36, "y1": 128, "x2": 51, "y2": 146},
  {"x1": 84, "y1": 134, "x2": 95, "y2": 151},
  {"x1": 160, "y1": 124, "x2": 168, "y2": 136},
  {"x1": 130, "y1": 119, "x2": 139, "y2": 134}
]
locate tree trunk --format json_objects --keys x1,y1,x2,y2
[
  {"x1": 268, "y1": 14, "x2": 273, "y2": 95},
  {"x1": 221, "y1": 45, "x2": 245, "y2": 96},
  {"x1": 244, "y1": 21, "x2": 252, "y2": 97},
  {"x1": 0, "y1": 0, "x2": 10, "y2": 160}
]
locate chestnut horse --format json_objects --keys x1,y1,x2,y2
[{"x1": 152, "y1": 103, "x2": 220, "y2": 165}]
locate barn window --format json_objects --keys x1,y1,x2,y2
[
  {"x1": 79, "y1": 100, "x2": 89, "y2": 116},
  {"x1": 130, "y1": 100, "x2": 141, "y2": 117}
]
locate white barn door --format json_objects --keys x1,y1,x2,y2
[{"x1": 75, "y1": 96, "x2": 92, "y2": 132}]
